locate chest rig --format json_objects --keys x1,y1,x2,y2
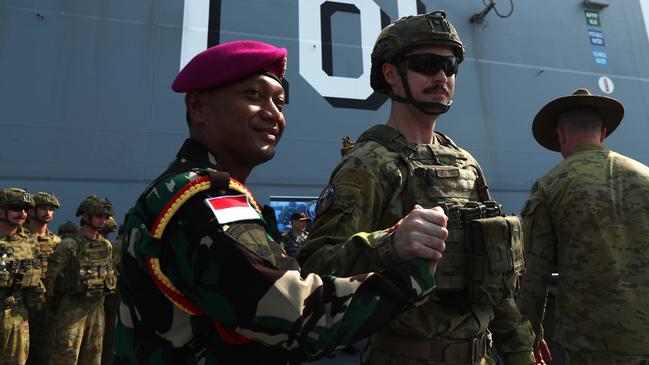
[
  {"x1": 357, "y1": 126, "x2": 523, "y2": 305},
  {"x1": 59, "y1": 233, "x2": 116, "y2": 297},
  {"x1": 34, "y1": 233, "x2": 61, "y2": 278},
  {"x1": 0, "y1": 233, "x2": 43, "y2": 306}
]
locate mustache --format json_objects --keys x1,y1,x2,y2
[{"x1": 422, "y1": 84, "x2": 449, "y2": 96}]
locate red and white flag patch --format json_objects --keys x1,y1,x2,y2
[{"x1": 205, "y1": 195, "x2": 260, "y2": 224}]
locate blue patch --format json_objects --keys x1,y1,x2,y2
[{"x1": 315, "y1": 185, "x2": 336, "y2": 217}]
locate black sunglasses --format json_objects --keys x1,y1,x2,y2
[
  {"x1": 402, "y1": 53, "x2": 459, "y2": 77},
  {"x1": 6, "y1": 205, "x2": 30, "y2": 212}
]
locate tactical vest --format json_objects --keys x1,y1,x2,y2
[
  {"x1": 58, "y1": 233, "x2": 117, "y2": 297},
  {"x1": 357, "y1": 125, "x2": 524, "y2": 305},
  {"x1": 0, "y1": 234, "x2": 43, "y2": 306},
  {"x1": 33, "y1": 233, "x2": 61, "y2": 277}
]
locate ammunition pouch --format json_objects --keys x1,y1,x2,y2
[
  {"x1": 0, "y1": 259, "x2": 43, "y2": 289},
  {"x1": 72, "y1": 263, "x2": 117, "y2": 297},
  {"x1": 467, "y1": 215, "x2": 524, "y2": 306},
  {"x1": 435, "y1": 201, "x2": 524, "y2": 305}
]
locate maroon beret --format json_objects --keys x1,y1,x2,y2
[{"x1": 172, "y1": 40, "x2": 287, "y2": 92}]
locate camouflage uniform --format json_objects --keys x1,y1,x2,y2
[
  {"x1": 25, "y1": 192, "x2": 62, "y2": 365},
  {"x1": 278, "y1": 230, "x2": 308, "y2": 257},
  {"x1": 26, "y1": 230, "x2": 60, "y2": 365},
  {"x1": 100, "y1": 217, "x2": 119, "y2": 365},
  {"x1": 1, "y1": 189, "x2": 44, "y2": 365},
  {"x1": 113, "y1": 139, "x2": 438, "y2": 365},
  {"x1": 299, "y1": 126, "x2": 535, "y2": 365},
  {"x1": 44, "y1": 198, "x2": 116, "y2": 365},
  {"x1": 517, "y1": 144, "x2": 649, "y2": 361}
]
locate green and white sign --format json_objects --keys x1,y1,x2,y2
[{"x1": 585, "y1": 10, "x2": 601, "y2": 27}]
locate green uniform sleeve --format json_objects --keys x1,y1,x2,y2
[
  {"x1": 138, "y1": 191, "x2": 436, "y2": 360},
  {"x1": 43, "y1": 238, "x2": 73, "y2": 301},
  {"x1": 298, "y1": 163, "x2": 403, "y2": 276},
  {"x1": 489, "y1": 297, "x2": 536, "y2": 364},
  {"x1": 516, "y1": 182, "x2": 556, "y2": 345}
]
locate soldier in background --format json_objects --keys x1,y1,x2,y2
[
  {"x1": 99, "y1": 215, "x2": 118, "y2": 365},
  {"x1": 517, "y1": 88, "x2": 649, "y2": 364},
  {"x1": 298, "y1": 11, "x2": 534, "y2": 365},
  {"x1": 57, "y1": 221, "x2": 79, "y2": 239},
  {"x1": 25, "y1": 192, "x2": 62, "y2": 365},
  {"x1": 44, "y1": 196, "x2": 116, "y2": 365},
  {"x1": 114, "y1": 40, "x2": 446, "y2": 364},
  {"x1": 278, "y1": 212, "x2": 310, "y2": 257},
  {"x1": 0, "y1": 188, "x2": 45, "y2": 365}
]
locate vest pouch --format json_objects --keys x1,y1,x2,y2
[
  {"x1": 38, "y1": 242, "x2": 54, "y2": 256},
  {"x1": 104, "y1": 267, "x2": 117, "y2": 293},
  {"x1": 84, "y1": 264, "x2": 107, "y2": 297},
  {"x1": 20, "y1": 260, "x2": 43, "y2": 288},
  {"x1": 434, "y1": 229, "x2": 467, "y2": 290},
  {"x1": 467, "y1": 216, "x2": 524, "y2": 306},
  {"x1": 0, "y1": 270, "x2": 11, "y2": 288}
]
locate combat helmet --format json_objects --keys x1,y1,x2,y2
[
  {"x1": 370, "y1": 11, "x2": 464, "y2": 114},
  {"x1": 58, "y1": 221, "x2": 79, "y2": 236},
  {"x1": 75, "y1": 195, "x2": 114, "y2": 217},
  {"x1": 0, "y1": 188, "x2": 35, "y2": 209},
  {"x1": 33, "y1": 192, "x2": 61, "y2": 209}
]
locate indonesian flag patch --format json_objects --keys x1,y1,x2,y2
[{"x1": 205, "y1": 195, "x2": 260, "y2": 224}]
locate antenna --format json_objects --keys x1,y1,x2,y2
[{"x1": 471, "y1": 0, "x2": 514, "y2": 24}]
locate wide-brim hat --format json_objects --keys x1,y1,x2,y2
[{"x1": 532, "y1": 88, "x2": 624, "y2": 151}]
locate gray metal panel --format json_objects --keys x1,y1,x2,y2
[{"x1": 2, "y1": 0, "x2": 649, "y2": 230}]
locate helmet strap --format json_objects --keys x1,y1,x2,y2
[
  {"x1": 0, "y1": 208, "x2": 8, "y2": 224},
  {"x1": 391, "y1": 63, "x2": 451, "y2": 116}
]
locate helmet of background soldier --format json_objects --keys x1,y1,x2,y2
[
  {"x1": 101, "y1": 216, "x2": 117, "y2": 234},
  {"x1": 33, "y1": 192, "x2": 61, "y2": 209},
  {"x1": 58, "y1": 220, "x2": 79, "y2": 236},
  {"x1": 75, "y1": 195, "x2": 115, "y2": 217},
  {"x1": 370, "y1": 10, "x2": 465, "y2": 93},
  {"x1": 0, "y1": 188, "x2": 35, "y2": 209}
]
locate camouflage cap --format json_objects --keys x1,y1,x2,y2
[
  {"x1": 58, "y1": 220, "x2": 79, "y2": 235},
  {"x1": 76, "y1": 195, "x2": 115, "y2": 217},
  {"x1": 0, "y1": 188, "x2": 35, "y2": 208},
  {"x1": 33, "y1": 192, "x2": 61, "y2": 208},
  {"x1": 370, "y1": 10, "x2": 465, "y2": 93}
]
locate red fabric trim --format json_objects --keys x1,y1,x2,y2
[
  {"x1": 213, "y1": 320, "x2": 252, "y2": 345},
  {"x1": 146, "y1": 258, "x2": 204, "y2": 316},
  {"x1": 150, "y1": 175, "x2": 212, "y2": 236}
]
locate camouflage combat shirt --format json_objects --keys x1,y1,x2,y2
[
  {"x1": 517, "y1": 144, "x2": 649, "y2": 355},
  {"x1": 299, "y1": 125, "x2": 534, "y2": 364},
  {"x1": 113, "y1": 139, "x2": 437, "y2": 365}
]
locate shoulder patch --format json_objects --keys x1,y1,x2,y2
[
  {"x1": 149, "y1": 174, "x2": 213, "y2": 239},
  {"x1": 316, "y1": 184, "x2": 336, "y2": 217},
  {"x1": 205, "y1": 195, "x2": 260, "y2": 224}
]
